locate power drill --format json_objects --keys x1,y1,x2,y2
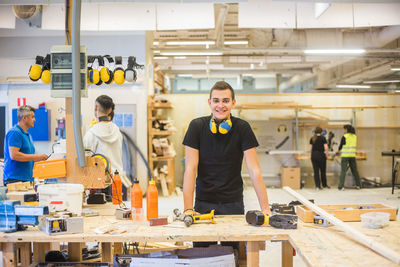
[
  {"x1": 183, "y1": 209, "x2": 215, "y2": 227},
  {"x1": 246, "y1": 210, "x2": 297, "y2": 229}
]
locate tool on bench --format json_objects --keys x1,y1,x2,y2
[
  {"x1": 0, "y1": 200, "x2": 49, "y2": 232},
  {"x1": 246, "y1": 210, "x2": 298, "y2": 229},
  {"x1": 313, "y1": 215, "x2": 332, "y2": 227},
  {"x1": 183, "y1": 209, "x2": 216, "y2": 227}
]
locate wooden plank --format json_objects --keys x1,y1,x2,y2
[
  {"x1": 33, "y1": 242, "x2": 50, "y2": 263},
  {"x1": 246, "y1": 241, "x2": 259, "y2": 267},
  {"x1": 17, "y1": 242, "x2": 31, "y2": 267},
  {"x1": 1, "y1": 243, "x2": 16, "y2": 267},
  {"x1": 68, "y1": 242, "x2": 82, "y2": 262},
  {"x1": 114, "y1": 242, "x2": 123, "y2": 254},
  {"x1": 167, "y1": 158, "x2": 176, "y2": 195},
  {"x1": 296, "y1": 203, "x2": 397, "y2": 223},
  {"x1": 282, "y1": 241, "x2": 293, "y2": 267},
  {"x1": 101, "y1": 242, "x2": 112, "y2": 262}
]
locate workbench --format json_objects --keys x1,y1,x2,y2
[{"x1": 1, "y1": 215, "x2": 399, "y2": 267}]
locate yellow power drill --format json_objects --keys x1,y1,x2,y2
[
  {"x1": 183, "y1": 209, "x2": 215, "y2": 227},
  {"x1": 246, "y1": 210, "x2": 297, "y2": 229}
]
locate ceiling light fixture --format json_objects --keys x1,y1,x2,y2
[
  {"x1": 154, "y1": 56, "x2": 168, "y2": 60},
  {"x1": 166, "y1": 41, "x2": 215, "y2": 46},
  {"x1": 364, "y1": 80, "x2": 400, "y2": 84},
  {"x1": 336, "y1": 84, "x2": 371, "y2": 89},
  {"x1": 178, "y1": 74, "x2": 192, "y2": 78},
  {"x1": 224, "y1": 40, "x2": 248, "y2": 45},
  {"x1": 304, "y1": 49, "x2": 365, "y2": 54},
  {"x1": 160, "y1": 51, "x2": 223, "y2": 56},
  {"x1": 174, "y1": 56, "x2": 187, "y2": 59}
]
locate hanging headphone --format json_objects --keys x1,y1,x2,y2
[
  {"x1": 94, "y1": 56, "x2": 104, "y2": 86},
  {"x1": 210, "y1": 117, "x2": 232, "y2": 134},
  {"x1": 29, "y1": 55, "x2": 44, "y2": 82},
  {"x1": 87, "y1": 56, "x2": 100, "y2": 85},
  {"x1": 41, "y1": 54, "x2": 51, "y2": 84},
  {"x1": 113, "y1": 56, "x2": 125, "y2": 85},
  {"x1": 100, "y1": 55, "x2": 114, "y2": 84},
  {"x1": 124, "y1": 56, "x2": 137, "y2": 83}
]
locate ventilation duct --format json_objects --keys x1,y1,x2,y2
[{"x1": 12, "y1": 5, "x2": 42, "y2": 28}]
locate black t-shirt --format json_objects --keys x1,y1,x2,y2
[
  {"x1": 183, "y1": 115, "x2": 259, "y2": 203},
  {"x1": 309, "y1": 135, "x2": 327, "y2": 152}
]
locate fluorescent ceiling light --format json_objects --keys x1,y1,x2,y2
[
  {"x1": 154, "y1": 56, "x2": 168, "y2": 60},
  {"x1": 224, "y1": 40, "x2": 248, "y2": 45},
  {"x1": 243, "y1": 74, "x2": 253, "y2": 77},
  {"x1": 166, "y1": 41, "x2": 215, "y2": 46},
  {"x1": 178, "y1": 74, "x2": 192, "y2": 78},
  {"x1": 153, "y1": 41, "x2": 159, "y2": 46},
  {"x1": 364, "y1": 80, "x2": 400, "y2": 84},
  {"x1": 174, "y1": 56, "x2": 187, "y2": 59},
  {"x1": 336, "y1": 84, "x2": 371, "y2": 89},
  {"x1": 160, "y1": 52, "x2": 223, "y2": 56},
  {"x1": 304, "y1": 49, "x2": 365, "y2": 54}
]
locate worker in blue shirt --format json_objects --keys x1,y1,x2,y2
[{"x1": 3, "y1": 105, "x2": 48, "y2": 185}]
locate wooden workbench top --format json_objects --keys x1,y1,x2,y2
[{"x1": 0, "y1": 215, "x2": 292, "y2": 243}]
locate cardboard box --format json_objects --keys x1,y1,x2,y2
[
  {"x1": 297, "y1": 203, "x2": 397, "y2": 222},
  {"x1": 281, "y1": 167, "x2": 300, "y2": 189}
]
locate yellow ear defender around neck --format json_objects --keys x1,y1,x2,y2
[
  {"x1": 113, "y1": 56, "x2": 125, "y2": 85},
  {"x1": 41, "y1": 54, "x2": 51, "y2": 84},
  {"x1": 210, "y1": 118, "x2": 232, "y2": 134},
  {"x1": 29, "y1": 55, "x2": 44, "y2": 82}
]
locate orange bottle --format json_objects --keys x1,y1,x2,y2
[
  {"x1": 146, "y1": 180, "x2": 158, "y2": 220},
  {"x1": 131, "y1": 179, "x2": 143, "y2": 209},
  {"x1": 112, "y1": 170, "x2": 122, "y2": 204}
]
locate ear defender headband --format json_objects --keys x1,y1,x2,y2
[
  {"x1": 210, "y1": 118, "x2": 232, "y2": 134},
  {"x1": 29, "y1": 55, "x2": 44, "y2": 82},
  {"x1": 100, "y1": 55, "x2": 114, "y2": 84}
]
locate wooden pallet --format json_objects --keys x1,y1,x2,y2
[{"x1": 296, "y1": 203, "x2": 397, "y2": 222}]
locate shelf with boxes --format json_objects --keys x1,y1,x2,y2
[{"x1": 147, "y1": 95, "x2": 176, "y2": 196}]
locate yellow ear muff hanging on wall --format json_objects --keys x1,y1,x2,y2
[
  {"x1": 41, "y1": 54, "x2": 51, "y2": 84},
  {"x1": 100, "y1": 55, "x2": 114, "y2": 84},
  {"x1": 29, "y1": 55, "x2": 44, "y2": 81},
  {"x1": 113, "y1": 56, "x2": 125, "y2": 85}
]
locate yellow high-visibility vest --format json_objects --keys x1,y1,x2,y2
[{"x1": 341, "y1": 133, "x2": 357, "y2": 157}]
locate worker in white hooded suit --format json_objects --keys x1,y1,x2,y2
[{"x1": 84, "y1": 95, "x2": 131, "y2": 188}]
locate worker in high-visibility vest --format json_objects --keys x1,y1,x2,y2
[{"x1": 337, "y1": 124, "x2": 361, "y2": 190}]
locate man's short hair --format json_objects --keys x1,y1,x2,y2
[
  {"x1": 209, "y1": 81, "x2": 235, "y2": 100},
  {"x1": 17, "y1": 105, "x2": 35, "y2": 121},
  {"x1": 95, "y1": 95, "x2": 115, "y2": 115}
]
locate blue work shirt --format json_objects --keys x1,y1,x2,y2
[{"x1": 3, "y1": 125, "x2": 35, "y2": 182}]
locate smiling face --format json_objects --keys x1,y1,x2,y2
[{"x1": 208, "y1": 89, "x2": 236, "y2": 122}]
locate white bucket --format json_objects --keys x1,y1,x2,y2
[{"x1": 37, "y1": 183, "x2": 84, "y2": 215}]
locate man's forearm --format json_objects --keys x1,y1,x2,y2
[
  {"x1": 11, "y1": 151, "x2": 38, "y2": 162},
  {"x1": 250, "y1": 169, "x2": 271, "y2": 213},
  {"x1": 183, "y1": 169, "x2": 196, "y2": 210}
]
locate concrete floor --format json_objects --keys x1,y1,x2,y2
[{"x1": 157, "y1": 183, "x2": 400, "y2": 266}]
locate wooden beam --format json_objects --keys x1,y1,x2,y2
[
  {"x1": 246, "y1": 241, "x2": 259, "y2": 267},
  {"x1": 282, "y1": 241, "x2": 293, "y2": 267}
]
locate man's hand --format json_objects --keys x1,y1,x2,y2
[{"x1": 35, "y1": 154, "x2": 48, "y2": 161}]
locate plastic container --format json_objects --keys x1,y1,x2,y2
[
  {"x1": 131, "y1": 179, "x2": 143, "y2": 221},
  {"x1": 37, "y1": 183, "x2": 84, "y2": 215},
  {"x1": 360, "y1": 212, "x2": 390, "y2": 229},
  {"x1": 112, "y1": 170, "x2": 122, "y2": 205},
  {"x1": 146, "y1": 180, "x2": 158, "y2": 221}
]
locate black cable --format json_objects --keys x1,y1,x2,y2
[
  {"x1": 65, "y1": 0, "x2": 71, "y2": 45},
  {"x1": 120, "y1": 130, "x2": 152, "y2": 181}
]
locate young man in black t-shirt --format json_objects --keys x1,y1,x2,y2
[{"x1": 182, "y1": 81, "x2": 271, "y2": 225}]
